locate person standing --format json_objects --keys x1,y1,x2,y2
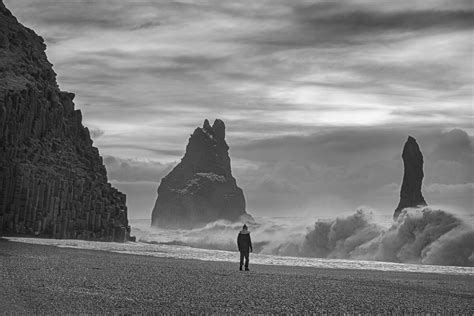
[{"x1": 237, "y1": 224, "x2": 252, "y2": 271}]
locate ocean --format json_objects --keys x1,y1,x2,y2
[{"x1": 7, "y1": 207, "x2": 474, "y2": 276}]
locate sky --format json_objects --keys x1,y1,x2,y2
[{"x1": 5, "y1": 0, "x2": 473, "y2": 219}]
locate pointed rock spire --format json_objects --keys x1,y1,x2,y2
[
  {"x1": 151, "y1": 119, "x2": 249, "y2": 228},
  {"x1": 203, "y1": 118, "x2": 211, "y2": 132},
  {"x1": 212, "y1": 119, "x2": 225, "y2": 141},
  {"x1": 393, "y1": 136, "x2": 427, "y2": 219}
]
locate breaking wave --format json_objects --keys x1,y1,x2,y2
[
  {"x1": 302, "y1": 209, "x2": 474, "y2": 267},
  {"x1": 133, "y1": 208, "x2": 474, "y2": 267}
]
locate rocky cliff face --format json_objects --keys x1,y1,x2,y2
[
  {"x1": 393, "y1": 136, "x2": 427, "y2": 219},
  {"x1": 0, "y1": 1, "x2": 132, "y2": 241},
  {"x1": 151, "y1": 119, "x2": 249, "y2": 229}
]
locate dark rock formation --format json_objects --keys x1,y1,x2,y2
[
  {"x1": 0, "y1": 1, "x2": 132, "y2": 241},
  {"x1": 393, "y1": 136, "x2": 427, "y2": 219},
  {"x1": 151, "y1": 119, "x2": 249, "y2": 229}
]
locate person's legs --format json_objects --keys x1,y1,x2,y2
[
  {"x1": 239, "y1": 251, "x2": 244, "y2": 270},
  {"x1": 244, "y1": 251, "x2": 249, "y2": 270}
]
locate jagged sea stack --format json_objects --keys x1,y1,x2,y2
[
  {"x1": 393, "y1": 136, "x2": 427, "y2": 219},
  {"x1": 0, "y1": 2, "x2": 131, "y2": 241},
  {"x1": 151, "y1": 119, "x2": 249, "y2": 229}
]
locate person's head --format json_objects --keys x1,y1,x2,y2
[{"x1": 242, "y1": 224, "x2": 248, "y2": 231}]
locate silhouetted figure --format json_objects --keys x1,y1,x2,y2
[{"x1": 237, "y1": 224, "x2": 252, "y2": 271}]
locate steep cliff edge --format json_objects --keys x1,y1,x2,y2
[
  {"x1": 151, "y1": 119, "x2": 250, "y2": 229},
  {"x1": 393, "y1": 136, "x2": 427, "y2": 219},
  {"x1": 0, "y1": 1, "x2": 132, "y2": 241}
]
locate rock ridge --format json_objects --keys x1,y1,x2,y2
[{"x1": 0, "y1": 0, "x2": 132, "y2": 241}]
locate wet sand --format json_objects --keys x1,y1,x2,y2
[{"x1": 1, "y1": 238, "x2": 473, "y2": 314}]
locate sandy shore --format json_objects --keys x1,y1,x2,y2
[{"x1": 0, "y1": 238, "x2": 473, "y2": 314}]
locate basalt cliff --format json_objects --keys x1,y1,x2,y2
[
  {"x1": 393, "y1": 136, "x2": 427, "y2": 219},
  {"x1": 151, "y1": 119, "x2": 249, "y2": 229},
  {"x1": 0, "y1": 1, "x2": 132, "y2": 241}
]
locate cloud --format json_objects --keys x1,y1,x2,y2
[
  {"x1": 293, "y1": 5, "x2": 474, "y2": 34},
  {"x1": 259, "y1": 177, "x2": 299, "y2": 194},
  {"x1": 431, "y1": 129, "x2": 473, "y2": 163},
  {"x1": 425, "y1": 129, "x2": 473, "y2": 184},
  {"x1": 425, "y1": 183, "x2": 474, "y2": 195},
  {"x1": 102, "y1": 145, "x2": 183, "y2": 158},
  {"x1": 132, "y1": 21, "x2": 162, "y2": 31},
  {"x1": 104, "y1": 156, "x2": 174, "y2": 182},
  {"x1": 232, "y1": 127, "x2": 421, "y2": 166},
  {"x1": 89, "y1": 127, "x2": 104, "y2": 139},
  {"x1": 110, "y1": 180, "x2": 158, "y2": 219},
  {"x1": 6, "y1": 0, "x2": 472, "y2": 142}
]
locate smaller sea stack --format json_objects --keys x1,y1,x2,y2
[
  {"x1": 151, "y1": 119, "x2": 249, "y2": 229},
  {"x1": 393, "y1": 136, "x2": 427, "y2": 219}
]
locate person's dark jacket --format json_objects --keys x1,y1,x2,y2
[{"x1": 237, "y1": 230, "x2": 252, "y2": 252}]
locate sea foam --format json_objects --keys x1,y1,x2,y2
[
  {"x1": 134, "y1": 207, "x2": 474, "y2": 267},
  {"x1": 7, "y1": 207, "x2": 474, "y2": 275}
]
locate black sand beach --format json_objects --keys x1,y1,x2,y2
[{"x1": 1, "y1": 238, "x2": 473, "y2": 314}]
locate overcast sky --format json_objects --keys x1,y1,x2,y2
[{"x1": 6, "y1": 0, "x2": 473, "y2": 218}]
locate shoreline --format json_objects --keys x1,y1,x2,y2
[
  {"x1": 5, "y1": 236, "x2": 474, "y2": 277},
  {"x1": 1, "y1": 238, "x2": 473, "y2": 314}
]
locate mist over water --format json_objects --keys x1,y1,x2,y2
[{"x1": 134, "y1": 208, "x2": 474, "y2": 267}]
